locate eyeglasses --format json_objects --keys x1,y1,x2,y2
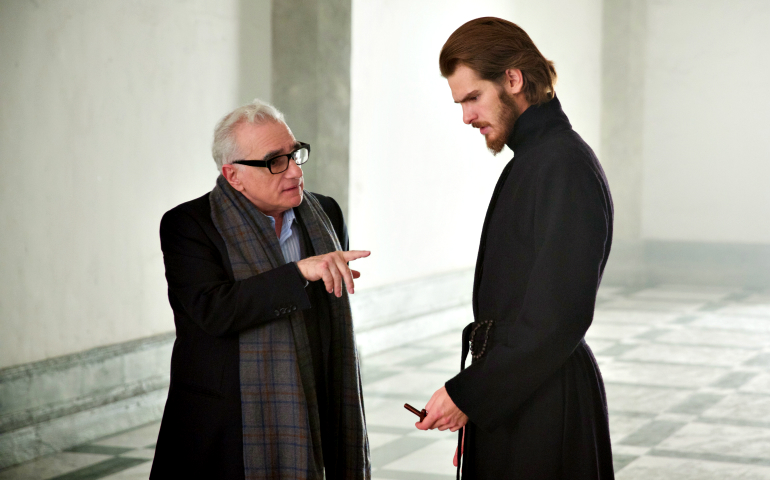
[{"x1": 233, "y1": 142, "x2": 310, "y2": 174}]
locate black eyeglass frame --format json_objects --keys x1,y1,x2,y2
[{"x1": 232, "y1": 142, "x2": 311, "y2": 174}]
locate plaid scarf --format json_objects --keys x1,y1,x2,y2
[{"x1": 210, "y1": 175, "x2": 370, "y2": 480}]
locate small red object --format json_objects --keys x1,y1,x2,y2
[{"x1": 404, "y1": 403, "x2": 428, "y2": 422}]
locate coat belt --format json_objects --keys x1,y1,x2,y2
[{"x1": 460, "y1": 320, "x2": 513, "y2": 371}]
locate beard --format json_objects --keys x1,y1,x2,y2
[{"x1": 481, "y1": 90, "x2": 521, "y2": 155}]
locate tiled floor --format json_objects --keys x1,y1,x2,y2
[{"x1": 3, "y1": 284, "x2": 770, "y2": 479}]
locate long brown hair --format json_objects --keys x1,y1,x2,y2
[{"x1": 439, "y1": 17, "x2": 557, "y2": 105}]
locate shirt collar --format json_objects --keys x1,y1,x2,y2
[
  {"x1": 282, "y1": 208, "x2": 296, "y2": 232},
  {"x1": 263, "y1": 208, "x2": 297, "y2": 243}
]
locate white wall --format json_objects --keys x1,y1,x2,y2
[
  {"x1": 0, "y1": 0, "x2": 271, "y2": 368},
  {"x1": 640, "y1": 0, "x2": 770, "y2": 244},
  {"x1": 349, "y1": 0, "x2": 604, "y2": 288},
  {"x1": 515, "y1": 0, "x2": 603, "y2": 152}
]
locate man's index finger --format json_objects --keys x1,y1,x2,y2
[{"x1": 342, "y1": 250, "x2": 371, "y2": 261}]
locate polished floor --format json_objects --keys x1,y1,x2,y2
[{"x1": 2, "y1": 284, "x2": 770, "y2": 479}]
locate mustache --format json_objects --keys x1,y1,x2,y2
[{"x1": 472, "y1": 121, "x2": 491, "y2": 129}]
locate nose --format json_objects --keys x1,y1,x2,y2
[
  {"x1": 285, "y1": 159, "x2": 303, "y2": 178},
  {"x1": 462, "y1": 105, "x2": 476, "y2": 125}
]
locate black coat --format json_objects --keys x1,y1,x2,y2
[
  {"x1": 150, "y1": 192, "x2": 348, "y2": 480},
  {"x1": 445, "y1": 97, "x2": 615, "y2": 479}
]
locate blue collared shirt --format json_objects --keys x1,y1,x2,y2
[{"x1": 265, "y1": 208, "x2": 302, "y2": 263}]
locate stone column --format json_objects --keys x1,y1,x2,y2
[
  {"x1": 238, "y1": 0, "x2": 273, "y2": 104},
  {"x1": 600, "y1": 0, "x2": 648, "y2": 285},
  {"x1": 271, "y1": 0, "x2": 351, "y2": 217}
]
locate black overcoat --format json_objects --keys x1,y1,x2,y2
[
  {"x1": 445, "y1": 97, "x2": 615, "y2": 479},
  {"x1": 150, "y1": 192, "x2": 348, "y2": 480}
]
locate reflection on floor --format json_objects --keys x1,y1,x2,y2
[{"x1": 3, "y1": 284, "x2": 770, "y2": 479}]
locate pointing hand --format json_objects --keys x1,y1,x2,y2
[{"x1": 296, "y1": 250, "x2": 370, "y2": 297}]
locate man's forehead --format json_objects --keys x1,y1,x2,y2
[{"x1": 235, "y1": 121, "x2": 296, "y2": 157}]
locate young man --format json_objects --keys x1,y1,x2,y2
[
  {"x1": 151, "y1": 100, "x2": 371, "y2": 479},
  {"x1": 416, "y1": 18, "x2": 615, "y2": 479}
]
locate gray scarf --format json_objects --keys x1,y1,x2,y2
[{"x1": 210, "y1": 175, "x2": 370, "y2": 479}]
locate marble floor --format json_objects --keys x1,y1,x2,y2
[{"x1": 2, "y1": 284, "x2": 770, "y2": 479}]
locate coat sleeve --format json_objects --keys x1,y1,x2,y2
[
  {"x1": 445, "y1": 155, "x2": 611, "y2": 432},
  {"x1": 160, "y1": 207, "x2": 312, "y2": 337}
]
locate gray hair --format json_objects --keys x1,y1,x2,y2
[{"x1": 211, "y1": 99, "x2": 287, "y2": 171}]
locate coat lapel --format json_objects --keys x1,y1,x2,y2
[{"x1": 472, "y1": 158, "x2": 516, "y2": 320}]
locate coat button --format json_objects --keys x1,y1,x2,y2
[
  {"x1": 291, "y1": 306, "x2": 297, "y2": 311},
  {"x1": 274, "y1": 310, "x2": 280, "y2": 316}
]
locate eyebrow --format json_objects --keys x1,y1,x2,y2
[
  {"x1": 262, "y1": 141, "x2": 302, "y2": 161},
  {"x1": 455, "y1": 90, "x2": 481, "y2": 104}
]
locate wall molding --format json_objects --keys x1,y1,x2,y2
[
  {"x1": 603, "y1": 240, "x2": 770, "y2": 289},
  {"x1": 351, "y1": 269, "x2": 474, "y2": 356},
  {"x1": 0, "y1": 388, "x2": 167, "y2": 470},
  {"x1": 0, "y1": 333, "x2": 174, "y2": 469},
  {"x1": 351, "y1": 269, "x2": 473, "y2": 332}
]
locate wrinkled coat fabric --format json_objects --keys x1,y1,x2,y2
[{"x1": 445, "y1": 96, "x2": 615, "y2": 479}]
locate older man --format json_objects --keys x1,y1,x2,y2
[
  {"x1": 416, "y1": 18, "x2": 615, "y2": 479},
  {"x1": 151, "y1": 100, "x2": 370, "y2": 480}
]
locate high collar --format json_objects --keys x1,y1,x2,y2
[{"x1": 506, "y1": 95, "x2": 572, "y2": 154}]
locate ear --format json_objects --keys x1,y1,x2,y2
[
  {"x1": 221, "y1": 164, "x2": 245, "y2": 192},
  {"x1": 503, "y1": 69, "x2": 524, "y2": 95}
]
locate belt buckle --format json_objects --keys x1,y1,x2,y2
[{"x1": 469, "y1": 320, "x2": 494, "y2": 359}]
